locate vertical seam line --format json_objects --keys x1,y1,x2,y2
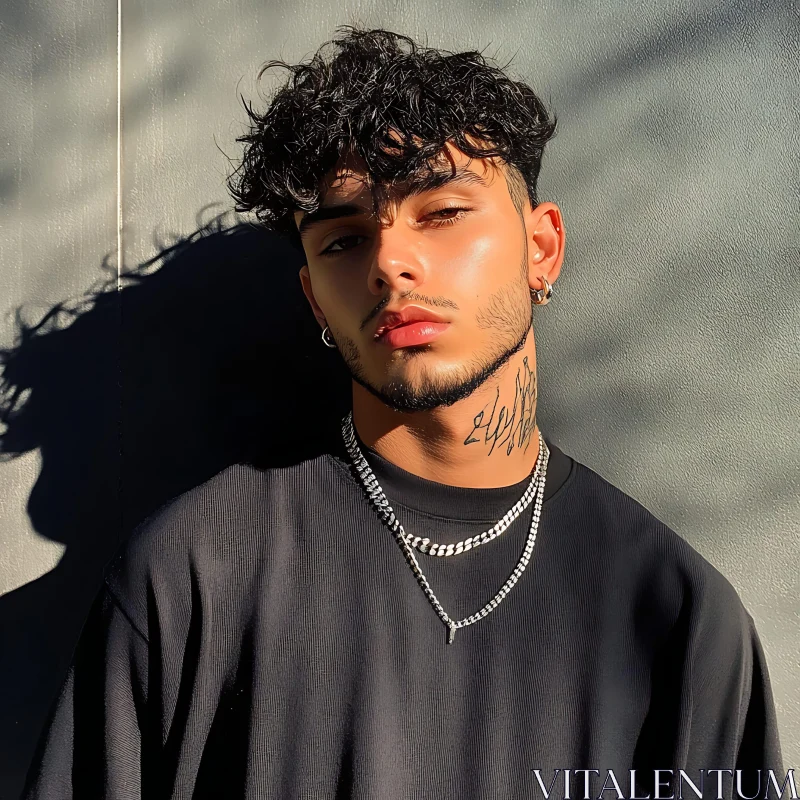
[
  {"x1": 116, "y1": 0, "x2": 122, "y2": 285},
  {"x1": 116, "y1": 0, "x2": 123, "y2": 546}
]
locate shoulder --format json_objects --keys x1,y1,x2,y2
[
  {"x1": 107, "y1": 463, "x2": 266, "y2": 563},
  {"x1": 101, "y1": 457, "x2": 332, "y2": 636},
  {"x1": 565, "y1": 455, "x2": 751, "y2": 634}
]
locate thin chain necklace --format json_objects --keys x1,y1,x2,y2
[{"x1": 341, "y1": 411, "x2": 550, "y2": 644}]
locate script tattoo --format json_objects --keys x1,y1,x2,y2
[{"x1": 464, "y1": 356, "x2": 537, "y2": 456}]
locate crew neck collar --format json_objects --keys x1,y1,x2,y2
[{"x1": 326, "y1": 414, "x2": 573, "y2": 523}]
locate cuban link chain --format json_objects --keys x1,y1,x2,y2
[{"x1": 341, "y1": 411, "x2": 549, "y2": 644}]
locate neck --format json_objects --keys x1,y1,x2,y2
[{"x1": 351, "y1": 333, "x2": 541, "y2": 489}]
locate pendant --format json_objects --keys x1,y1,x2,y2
[{"x1": 447, "y1": 622, "x2": 456, "y2": 644}]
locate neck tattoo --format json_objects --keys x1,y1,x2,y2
[{"x1": 464, "y1": 355, "x2": 537, "y2": 456}]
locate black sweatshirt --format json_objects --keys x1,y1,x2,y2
[{"x1": 22, "y1": 420, "x2": 784, "y2": 799}]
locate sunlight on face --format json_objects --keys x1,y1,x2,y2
[{"x1": 296, "y1": 143, "x2": 535, "y2": 413}]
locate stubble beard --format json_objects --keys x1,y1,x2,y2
[{"x1": 335, "y1": 249, "x2": 535, "y2": 415}]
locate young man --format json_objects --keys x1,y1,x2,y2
[{"x1": 24, "y1": 27, "x2": 784, "y2": 800}]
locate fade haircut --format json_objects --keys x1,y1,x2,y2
[{"x1": 228, "y1": 27, "x2": 558, "y2": 247}]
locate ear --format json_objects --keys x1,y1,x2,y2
[
  {"x1": 525, "y1": 202, "x2": 565, "y2": 293},
  {"x1": 298, "y1": 265, "x2": 327, "y2": 329}
]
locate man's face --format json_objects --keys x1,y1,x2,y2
[{"x1": 296, "y1": 143, "x2": 536, "y2": 414}]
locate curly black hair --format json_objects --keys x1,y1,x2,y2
[{"x1": 227, "y1": 27, "x2": 558, "y2": 246}]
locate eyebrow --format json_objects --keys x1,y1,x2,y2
[
  {"x1": 297, "y1": 204, "x2": 369, "y2": 238},
  {"x1": 297, "y1": 166, "x2": 489, "y2": 238},
  {"x1": 401, "y1": 166, "x2": 489, "y2": 198}
]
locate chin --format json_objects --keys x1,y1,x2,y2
[{"x1": 354, "y1": 359, "x2": 485, "y2": 414}]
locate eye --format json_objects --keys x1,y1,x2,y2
[
  {"x1": 424, "y1": 206, "x2": 471, "y2": 226},
  {"x1": 320, "y1": 234, "x2": 367, "y2": 256}
]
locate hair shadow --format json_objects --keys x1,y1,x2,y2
[{"x1": 0, "y1": 214, "x2": 352, "y2": 799}]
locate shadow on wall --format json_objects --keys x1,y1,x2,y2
[{"x1": 0, "y1": 213, "x2": 353, "y2": 799}]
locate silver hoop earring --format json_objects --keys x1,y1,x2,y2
[
  {"x1": 532, "y1": 275, "x2": 554, "y2": 306},
  {"x1": 321, "y1": 325, "x2": 337, "y2": 349}
]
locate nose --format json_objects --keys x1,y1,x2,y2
[{"x1": 367, "y1": 227, "x2": 426, "y2": 297}]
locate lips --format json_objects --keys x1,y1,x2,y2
[
  {"x1": 378, "y1": 321, "x2": 451, "y2": 348},
  {"x1": 373, "y1": 306, "x2": 448, "y2": 339}
]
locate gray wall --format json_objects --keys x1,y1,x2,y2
[{"x1": 1, "y1": 0, "x2": 797, "y2": 796}]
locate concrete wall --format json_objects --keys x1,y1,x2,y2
[{"x1": 1, "y1": 0, "x2": 797, "y2": 796}]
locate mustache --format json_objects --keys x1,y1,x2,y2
[{"x1": 361, "y1": 293, "x2": 459, "y2": 332}]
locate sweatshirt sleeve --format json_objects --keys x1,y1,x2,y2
[
  {"x1": 21, "y1": 583, "x2": 148, "y2": 800},
  {"x1": 733, "y1": 613, "x2": 785, "y2": 780},
  {"x1": 677, "y1": 568, "x2": 785, "y2": 792},
  {"x1": 634, "y1": 554, "x2": 785, "y2": 799}
]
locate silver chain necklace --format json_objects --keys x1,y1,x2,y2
[
  {"x1": 403, "y1": 454, "x2": 542, "y2": 556},
  {"x1": 341, "y1": 411, "x2": 550, "y2": 644}
]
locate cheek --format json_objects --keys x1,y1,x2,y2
[
  {"x1": 311, "y1": 270, "x2": 361, "y2": 327},
  {"x1": 436, "y1": 226, "x2": 521, "y2": 290}
]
